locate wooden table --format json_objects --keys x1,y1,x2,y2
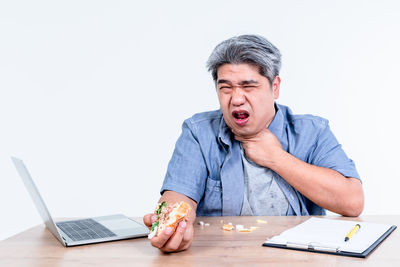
[{"x1": 0, "y1": 216, "x2": 399, "y2": 266}]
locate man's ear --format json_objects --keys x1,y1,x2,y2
[{"x1": 272, "y1": 76, "x2": 281, "y2": 99}]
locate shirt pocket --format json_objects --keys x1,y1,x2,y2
[
  {"x1": 206, "y1": 176, "x2": 222, "y2": 192},
  {"x1": 201, "y1": 176, "x2": 223, "y2": 216}
]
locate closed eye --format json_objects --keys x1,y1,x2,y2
[{"x1": 243, "y1": 85, "x2": 257, "y2": 90}]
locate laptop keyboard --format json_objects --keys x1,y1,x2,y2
[{"x1": 56, "y1": 218, "x2": 117, "y2": 242}]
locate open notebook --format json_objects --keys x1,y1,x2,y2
[{"x1": 263, "y1": 218, "x2": 396, "y2": 258}]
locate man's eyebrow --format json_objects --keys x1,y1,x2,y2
[
  {"x1": 239, "y1": 80, "x2": 259, "y2": 85},
  {"x1": 217, "y1": 79, "x2": 259, "y2": 85},
  {"x1": 217, "y1": 79, "x2": 231, "y2": 84}
]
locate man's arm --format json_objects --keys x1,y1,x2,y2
[
  {"x1": 144, "y1": 119, "x2": 207, "y2": 252},
  {"x1": 270, "y1": 150, "x2": 364, "y2": 216},
  {"x1": 235, "y1": 128, "x2": 364, "y2": 217},
  {"x1": 143, "y1": 191, "x2": 197, "y2": 252}
]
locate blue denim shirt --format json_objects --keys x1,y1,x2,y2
[{"x1": 161, "y1": 104, "x2": 360, "y2": 216}]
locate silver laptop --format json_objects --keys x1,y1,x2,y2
[{"x1": 11, "y1": 157, "x2": 149, "y2": 246}]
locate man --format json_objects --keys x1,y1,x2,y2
[{"x1": 143, "y1": 35, "x2": 364, "y2": 252}]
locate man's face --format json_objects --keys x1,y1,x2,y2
[{"x1": 216, "y1": 63, "x2": 280, "y2": 138}]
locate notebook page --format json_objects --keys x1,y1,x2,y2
[{"x1": 265, "y1": 218, "x2": 393, "y2": 253}]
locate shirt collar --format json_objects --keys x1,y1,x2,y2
[
  {"x1": 267, "y1": 103, "x2": 285, "y2": 141},
  {"x1": 218, "y1": 103, "x2": 285, "y2": 147},
  {"x1": 218, "y1": 113, "x2": 232, "y2": 147}
]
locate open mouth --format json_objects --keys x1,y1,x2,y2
[{"x1": 232, "y1": 110, "x2": 250, "y2": 126}]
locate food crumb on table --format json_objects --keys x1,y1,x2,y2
[
  {"x1": 223, "y1": 224, "x2": 234, "y2": 231},
  {"x1": 235, "y1": 224, "x2": 244, "y2": 231}
]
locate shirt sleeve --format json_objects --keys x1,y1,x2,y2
[
  {"x1": 160, "y1": 119, "x2": 208, "y2": 203},
  {"x1": 309, "y1": 123, "x2": 361, "y2": 180}
]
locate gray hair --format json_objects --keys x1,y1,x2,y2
[{"x1": 206, "y1": 34, "x2": 281, "y2": 85}]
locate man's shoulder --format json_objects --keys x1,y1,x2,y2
[
  {"x1": 179, "y1": 109, "x2": 224, "y2": 139},
  {"x1": 184, "y1": 109, "x2": 226, "y2": 144},
  {"x1": 184, "y1": 109, "x2": 223, "y2": 129},
  {"x1": 278, "y1": 104, "x2": 329, "y2": 130},
  {"x1": 187, "y1": 109, "x2": 223, "y2": 123}
]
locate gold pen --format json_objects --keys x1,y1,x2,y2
[{"x1": 345, "y1": 224, "x2": 361, "y2": 242}]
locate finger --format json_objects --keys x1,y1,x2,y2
[
  {"x1": 143, "y1": 214, "x2": 154, "y2": 228},
  {"x1": 150, "y1": 226, "x2": 174, "y2": 249},
  {"x1": 160, "y1": 221, "x2": 187, "y2": 252},
  {"x1": 177, "y1": 222, "x2": 194, "y2": 251},
  {"x1": 144, "y1": 214, "x2": 157, "y2": 227},
  {"x1": 182, "y1": 222, "x2": 192, "y2": 242}
]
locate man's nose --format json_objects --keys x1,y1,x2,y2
[{"x1": 231, "y1": 88, "x2": 246, "y2": 106}]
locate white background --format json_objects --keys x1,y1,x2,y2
[{"x1": 1, "y1": 0, "x2": 399, "y2": 241}]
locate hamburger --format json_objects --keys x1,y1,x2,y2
[{"x1": 148, "y1": 201, "x2": 191, "y2": 239}]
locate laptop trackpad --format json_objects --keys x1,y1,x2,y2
[{"x1": 95, "y1": 216, "x2": 148, "y2": 236}]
